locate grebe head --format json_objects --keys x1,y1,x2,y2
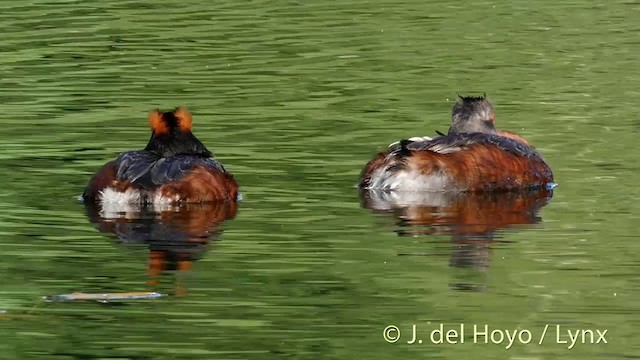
[
  {"x1": 448, "y1": 95, "x2": 497, "y2": 135},
  {"x1": 144, "y1": 107, "x2": 212, "y2": 158}
]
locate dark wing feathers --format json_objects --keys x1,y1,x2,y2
[
  {"x1": 115, "y1": 152, "x2": 225, "y2": 189},
  {"x1": 149, "y1": 157, "x2": 188, "y2": 185},
  {"x1": 391, "y1": 133, "x2": 542, "y2": 159},
  {"x1": 115, "y1": 151, "x2": 157, "y2": 184}
]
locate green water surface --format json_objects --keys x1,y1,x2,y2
[{"x1": 0, "y1": 1, "x2": 638, "y2": 359}]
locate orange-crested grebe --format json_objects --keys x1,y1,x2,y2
[{"x1": 83, "y1": 107, "x2": 238, "y2": 204}]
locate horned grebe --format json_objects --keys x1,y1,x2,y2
[
  {"x1": 82, "y1": 107, "x2": 238, "y2": 204},
  {"x1": 359, "y1": 96, "x2": 553, "y2": 191}
]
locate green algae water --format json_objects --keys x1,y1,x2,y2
[{"x1": 1, "y1": 0, "x2": 639, "y2": 359}]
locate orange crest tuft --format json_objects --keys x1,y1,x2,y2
[
  {"x1": 148, "y1": 109, "x2": 169, "y2": 135},
  {"x1": 174, "y1": 106, "x2": 193, "y2": 132}
]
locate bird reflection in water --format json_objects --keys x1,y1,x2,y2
[
  {"x1": 359, "y1": 189, "x2": 553, "y2": 291},
  {"x1": 84, "y1": 201, "x2": 238, "y2": 296}
]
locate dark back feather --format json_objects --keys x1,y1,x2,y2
[
  {"x1": 391, "y1": 132, "x2": 543, "y2": 159},
  {"x1": 115, "y1": 151, "x2": 226, "y2": 189}
]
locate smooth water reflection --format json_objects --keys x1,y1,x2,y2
[
  {"x1": 84, "y1": 201, "x2": 238, "y2": 296},
  {"x1": 361, "y1": 189, "x2": 553, "y2": 291},
  {"x1": 1, "y1": 0, "x2": 639, "y2": 358}
]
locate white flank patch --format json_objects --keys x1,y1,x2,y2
[
  {"x1": 99, "y1": 187, "x2": 142, "y2": 204},
  {"x1": 97, "y1": 187, "x2": 183, "y2": 218},
  {"x1": 367, "y1": 167, "x2": 460, "y2": 192},
  {"x1": 98, "y1": 188, "x2": 143, "y2": 218},
  {"x1": 99, "y1": 187, "x2": 179, "y2": 206},
  {"x1": 99, "y1": 202, "x2": 139, "y2": 219},
  {"x1": 364, "y1": 190, "x2": 457, "y2": 210},
  {"x1": 152, "y1": 192, "x2": 177, "y2": 206}
]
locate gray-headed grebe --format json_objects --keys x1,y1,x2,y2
[{"x1": 359, "y1": 96, "x2": 553, "y2": 191}]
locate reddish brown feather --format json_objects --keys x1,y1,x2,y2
[
  {"x1": 83, "y1": 161, "x2": 117, "y2": 201},
  {"x1": 148, "y1": 109, "x2": 168, "y2": 135},
  {"x1": 158, "y1": 165, "x2": 239, "y2": 202},
  {"x1": 359, "y1": 123, "x2": 550, "y2": 190},
  {"x1": 359, "y1": 152, "x2": 386, "y2": 185},
  {"x1": 173, "y1": 106, "x2": 192, "y2": 132},
  {"x1": 405, "y1": 143, "x2": 551, "y2": 191}
]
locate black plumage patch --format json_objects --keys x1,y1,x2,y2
[
  {"x1": 144, "y1": 131, "x2": 212, "y2": 158},
  {"x1": 115, "y1": 151, "x2": 225, "y2": 189},
  {"x1": 405, "y1": 132, "x2": 543, "y2": 159}
]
